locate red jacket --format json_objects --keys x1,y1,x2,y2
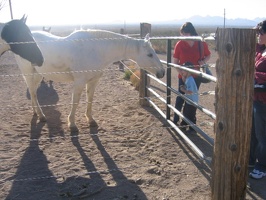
[
  {"x1": 254, "y1": 44, "x2": 266, "y2": 104},
  {"x1": 173, "y1": 40, "x2": 211, "y2": 78}
]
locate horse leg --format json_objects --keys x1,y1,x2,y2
[
  {"x1": 15, "y1": 57, "x2": 46, "y2": 122},
  {"x1": 68, "y1": 83, "x2": 85, "y2": 132},
  {"x1": 25, "y1": 73, "x2": 46, "y2": 122},
  {"x1": 85, "y1": 77, "x2": 102, "y2": 127}
]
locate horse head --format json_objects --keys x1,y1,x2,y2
[
  {"x1": 134, "y1": 34, "x2": 165, "y2": 78},
  {"x1": 0, "y1": 15, "x2": 44, "y2": 66}
]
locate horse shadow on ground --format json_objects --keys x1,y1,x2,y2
[
  {"x1": 67, "y1": 127, "x2": 148, "y2": 199},
  {"x1": 6, "y1": 80, "x2": 148, "y2": 199},
  {"x1": 5, "y1": 115, "x2": 59, "y2": 200},
  {"x1": 26, "y1": 79, "x2": 64, "y2": 138}
]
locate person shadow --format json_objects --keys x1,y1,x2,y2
[{"x1": 6, "y1": 80, "x2": 148, "y2": 199}]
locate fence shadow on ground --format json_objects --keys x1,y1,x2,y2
[
  {"x1": 142, "y1": 105, "x2": 212, "y2": 182},
  {"x1": 142, "y1": 100, "x2": 266, "y2": 200}
]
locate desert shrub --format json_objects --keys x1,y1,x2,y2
[
  {"x1": 124, "y1": 69, "x2": 132, "y2": 80},
  {"x1": 124, "y1": 65, "x2": 137, "y2": 78},
  {"x1": 123, "y1": 65, "x2": 140, "y2": 90},
  {"x1": 130, "y1": 70, "x2": 140, "y2": 90}
]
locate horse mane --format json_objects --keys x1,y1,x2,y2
[
  {"x1": 32, "y1": 31, "x2": 63, "y2": 40},
  {"x1": 67, "y1": 29, "x2": 130, "y2": 40},
  {"x1": 32, "y1": 29, "x2": 132, "y2": 42}
]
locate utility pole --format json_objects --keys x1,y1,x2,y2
[{"x1": 9, "y1": 0, "x2": 13, "y2": 19}]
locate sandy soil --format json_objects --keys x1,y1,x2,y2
[{"x1": 0, "y1": 50, "x2": 265, "y2": 200}]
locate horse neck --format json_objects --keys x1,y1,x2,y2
[
  {"x1": 103, "y1": 37, "x2": 138, "y2": 62},
  {"x1": 123, "y1": 38, "x2": 140, "y2": 61}
]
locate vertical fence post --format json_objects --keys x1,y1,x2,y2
[
  {"x1": 139, "y1": 23, "x2": 151, "y2": 106},
  {"x1": 139, "y1": 69, "x2": 150, "y2": 106},
  {"x1": 140, "y1": 23, "x2": 151, "y2": 38},
  {"x1": 166, "y1": 39, "x2": 172, "y2": 120},
  {"x1": 211, "y1": 28, "x2": 256, "y2": 200}
]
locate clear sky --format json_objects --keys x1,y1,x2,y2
[{"x1": 0, "y1": 0, "x2": 265, "y2": 26}]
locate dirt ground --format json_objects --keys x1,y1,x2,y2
[{"x1": 0, "y1": 49, "x2": 265, "y2": 200}]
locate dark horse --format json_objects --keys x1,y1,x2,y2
[{"x1": 0, "y1": 15, "x2": 44, "y2": 66}]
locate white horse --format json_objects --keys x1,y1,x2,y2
[{"x1": 0, "y1": 17, "x2": 165, "y2": 132}]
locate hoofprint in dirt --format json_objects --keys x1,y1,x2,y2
[{"x1": 0, "y1": 51, "x2": 265, "y2": 199}]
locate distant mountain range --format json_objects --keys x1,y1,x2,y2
[{"x1": 154, "y1": 15, "x2": 264, "y2": 27}]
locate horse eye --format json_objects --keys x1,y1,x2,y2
[{"x1": 147, "y1": 53, "x2": 153, "y2": 58}]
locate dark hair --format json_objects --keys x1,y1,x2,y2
[
  {"x1": 182, "y1": 61, "x2": 194, "y2": 68},
  {"x1": 183, "y1": 61, "x2": 193, "y2": 66},
  {"x1": 180, "y1": 22, "x2": 198, "y2": 36},
  {"x1": 255, "y1": 20, "x2": 266, "y2": 35}
]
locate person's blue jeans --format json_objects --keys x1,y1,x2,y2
[
  {"x1": 173, "y1": 77, "x2": 201, "y2": 124},
  {"x1": 180, "y1": 102, "x2": 197, "y2": 130},
  {"x1": 173, "y1": 78, "x2": 185, "y2": 124},
  {"x1": 253, "y1": 100, "x2": 266, "y2": 171},
  {"x1": 249, "y1": 113, "x2": 258, "y2": 166}
]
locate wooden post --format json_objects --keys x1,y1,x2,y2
[
  {"x1": 139, "y1": 69, "x2": 150, "y2": 106},
  {"x1": 211, "y1": 28, "x2": 256, "y2": 199},
  {"x1": 139, "y1": 23, "x2": 151, "y2": 106},
  {"x1": 118, "y1": 28, "x2": 125, "y2": 71},
  {"x1": 120, "y1": 28, "x2": 125, "y2": 35},
  {"x1": 140, "y1": 23, "x2": 151, "y2": 38}
]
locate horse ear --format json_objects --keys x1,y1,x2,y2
[
  {"x1": 20, "y1": 14, "x2": 28, "y2": 24},
  {"x1": 144, "y1": 33, "x2": 150, "y2": 42}
]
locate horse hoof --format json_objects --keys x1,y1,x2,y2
[
  {"x1": 89, "y1": 120, "x2": 98, "y2": 127},
  {"x1": 70, "y1": 126, "x2": 79, "y2": 133},
  {"x1": 39, "y1": 116, "x2": 47, "y2": 122}
]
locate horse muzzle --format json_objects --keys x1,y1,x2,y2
[
  {"x1": 156, "y1": 69, "x2": 165, "y2": 79},
  {"x1": 33, "y1": 56, "x2": 44, "y2": 67}
]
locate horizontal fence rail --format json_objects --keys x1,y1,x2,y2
[
  {"x1": 161, "y1": 60, "x2": 217, "y2": 83},
  {"x1": 151, "y1": 36, "x2": 215, "y2": 42},
  {"x1": 147, "y1": 73, "x2": 216, "y2": 120}
]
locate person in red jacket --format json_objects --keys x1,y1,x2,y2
[
  {"x1": 173, "y1": 22, "x2": 211, "y2": 125},
  {"x1": 250, "y1": 20, "x2": 266, "y2": 179}
]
